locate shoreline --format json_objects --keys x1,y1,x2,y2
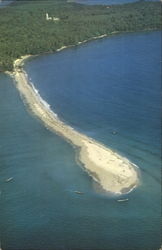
[
  {"x1": 4, "y1": 33, "x2": 110, "y2": 74},
  {"x1": 3, "y1": 29, "x2": 158, "y2": 73},
  {"x1": 7, "y1": 38, "x2": 139, "y2": 195}
]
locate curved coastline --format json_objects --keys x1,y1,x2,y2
[{"x1": 9, "y1": 50, "x2": 139, "y2": 195}]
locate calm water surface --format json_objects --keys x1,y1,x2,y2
[
  {"x1": 75, "y1": 0, "x2": 159, "y2": 5},
  {"x1": 0, "y1": 0, "x2": 13, "y2": 8},
  {"x1": 0, "y1": 31, "x2": 161, "y2": 250}
]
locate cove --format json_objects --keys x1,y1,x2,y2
[{"x1": 0, "y1": 31, "x2": 161, "y2": 250}]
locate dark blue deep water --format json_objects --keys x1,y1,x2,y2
[
  {"x1": 0, "y1": 0, "x2": 158, "y2": 7},
  {"x1": 0, "y1": 31, "x2": 161, "y2": 250},
  {"x1": 0, "y1": 0, "x2": 13, "y2": 8},
  {"x1": 75, "y1": 0, "x2": 159, "y2": 5}
]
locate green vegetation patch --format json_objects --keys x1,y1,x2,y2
[{"x1": 0, "y1": 0, "x2": 161, "y2": 71}]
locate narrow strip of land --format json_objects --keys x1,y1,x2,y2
[{"x1": 10, "y1": 55, "x2": 139, "y2": 194}]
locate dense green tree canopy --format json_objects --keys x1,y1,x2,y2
[{"x1": 0, "y1": 0, "x2": 161, "y2": 71}]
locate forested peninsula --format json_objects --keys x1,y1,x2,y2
[{"x1": 0, "y1": 0, "x2": 161, "y2": 72}]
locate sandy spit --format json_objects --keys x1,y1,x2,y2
[{"x1": 8, "y1": 52, "x2": 139, "y2": 195}]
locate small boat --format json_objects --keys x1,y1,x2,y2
[
  {"x1": 74, "y1": 191, "x2": 84, "y2": 195},
  {"x1": 5, "y1": 177, "x2": 13, "y2": 183},
  {"x1": 112, "y1": 131, "x2": 118, "y2": 135},
  {"x1": 117, "y1": 198, "x2": 129, "y2": 202}
]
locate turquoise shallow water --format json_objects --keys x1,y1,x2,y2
[{"x1": 0, "y1": 31, "x2": 161, "y2": 249}]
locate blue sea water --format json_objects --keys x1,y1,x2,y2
[
  {"x1": 0, "y1": 0, "x2": 13, "y2": 8},
  {"x1": 75, "y1": 0, "x2": 159, "y2": 5},
  {"x1": 0, "y1": 31, "x2": 161, "y2": 249},
  {"x1": 0, "y1": 0, "x2": 158, "y2": 8}
]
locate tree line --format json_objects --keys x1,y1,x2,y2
[{"x1": 0, "y1": 0, "x2": 161, "y2": 71}]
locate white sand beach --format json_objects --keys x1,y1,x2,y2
[{"x1": 10, "y1": 55, "x2": 139, "y2": 194}]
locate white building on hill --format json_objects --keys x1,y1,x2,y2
[{"x1": 46, "y1": 13, "x2": 60, "y2": 21}]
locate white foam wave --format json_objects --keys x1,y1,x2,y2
[{"x1": 29, "y1": 80, "x2": 58, "y2": 118}]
